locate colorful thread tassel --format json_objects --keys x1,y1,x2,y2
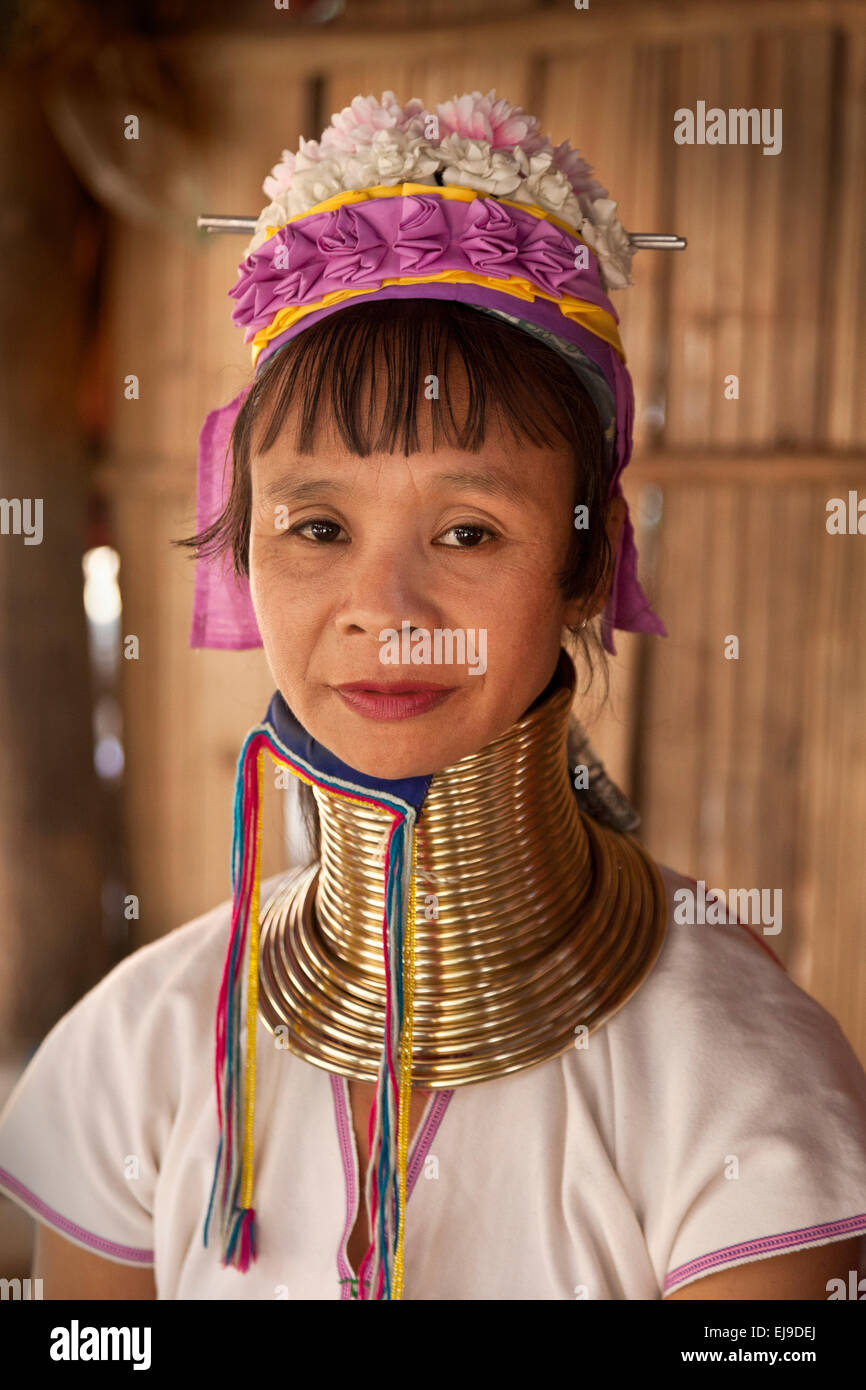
[{"x1": 204, "y1": 723, "x2": 419, "y2": 1299}]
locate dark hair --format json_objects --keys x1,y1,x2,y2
[{"x1": 174, "y1": 298, "x2": 617, "y2": 860}]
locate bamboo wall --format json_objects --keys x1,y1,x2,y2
[{"x1": 96, "y1": 0, "x2": 866, "y2": 1063}]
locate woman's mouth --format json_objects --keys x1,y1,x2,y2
[{"x1": 334, "y1": 681, "x2": 458, "y2": 721}]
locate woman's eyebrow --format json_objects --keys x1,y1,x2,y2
[
  {"x1": 257, "y1": 466, "x2": 534, "y2": 509},
  {"x1": 257, "y1": 476, "x2": 339, "y2": 506},
  {"x1": 430, "y1": 468, "x2": 534, "y2": 507}
]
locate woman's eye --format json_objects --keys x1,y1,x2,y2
[
  {"x1": 288, "y1": 518, "x2": 345, "y2": 543},
  {"x1": 284, "y1": 519, "x2": 497, "y2": 547},
  {"x1": 437, "y1": 524, "x2": 498, "y2": 549}
]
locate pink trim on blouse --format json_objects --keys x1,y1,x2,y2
[
  {"x1": 664, "y1": 1213, "x2": 866, "y2": 1293},
  {"x1": 0, "y1": 1165, "x2": 154, "y2": 1264},
  {"x1": 330, "y1": 1075, "x2": 453, "y2": 1299}
]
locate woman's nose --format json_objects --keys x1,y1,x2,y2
[{"x1": 333, "y1": 542, "x2": 440, "y2": 639}]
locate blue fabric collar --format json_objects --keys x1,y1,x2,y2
[{"x1": 262, "y1": 687, "x2": 435, "y2": 813}]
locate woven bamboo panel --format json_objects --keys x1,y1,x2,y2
[
  {"x1": 542, "y1": 43, "x2": 673, "y2": 783},
  {"x1": 827, "y1": 30, "x2": 866, "y2": 446},
  {"x1": 624, "y1": 22, "x2": 865, "y2": 1060},
  {"x1": 633, "y1": 469, "x2": 866, "y2": 1062}
]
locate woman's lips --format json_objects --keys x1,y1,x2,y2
[{"x1": 334, "y1": 682, "x2": 457, "y2": 721}]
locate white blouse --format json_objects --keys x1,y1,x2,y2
[{"x1": 1, "y1": 861, "x2": 865, "y2": 1300}]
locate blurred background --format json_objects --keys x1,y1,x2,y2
[{"x1": 1, "y1": 0, "x2": 865, "y2": 1275}]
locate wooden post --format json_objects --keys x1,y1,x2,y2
[{"x1": 0, "y1": 72, "x2": 108, "y2": 1053}]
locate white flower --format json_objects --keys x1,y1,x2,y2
[
  {"x1": 284, "y1": 164, "x2": 346, "y2": 216},
  {"x1": 243, "y1": 201, "x2": 290, "y2": 257},
  {"x1": 436, "y1": 134, "x2": 526, "y2": 197},
  {"x1": 340, "y1": 129, "x2": 440, "y2": 189},
  {"x1": 578, "y1": 199, "x2": 634, "y2": 289},
  {"x1": 262, "y1": 136, "x2": 327, "y2": 202},
  {"x1": 262, "y1": 151, "x2": 295, "y2": 202},
  {"x1": 509, "y1": 148, "x2": 584, "y2": 228}
]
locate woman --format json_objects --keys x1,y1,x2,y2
[{"x1": 1, "y1": 90, "x2": 865, "y2": 1300}]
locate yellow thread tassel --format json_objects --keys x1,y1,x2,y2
[
  {"x1": 393, "y1": 826, "x2": 418, "y2": 1300},
  {"x1": 240, "y1": 745, "x2": 420, "y2": 1292},
  {"x1": 241, "y1": 747, "x2": 265, "y2": 1210}
]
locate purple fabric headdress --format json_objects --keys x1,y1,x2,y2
[{"x1": 191, "y1": 92, "x2": 669, "y2": 656}]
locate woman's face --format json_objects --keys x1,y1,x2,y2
[{"x1": 248, "y1": 370, "x2": 623, "y2": 780}]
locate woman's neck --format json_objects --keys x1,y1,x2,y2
[
  {"x1": 257, "y1": 649, "x2": 668, "y2": 1085},
  {"x1": 314, "y1": 649, "x2": 591, "y2": 979}
]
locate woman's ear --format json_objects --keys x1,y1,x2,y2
[{"x1": 564, "y1": 495, "x2": 627, "y2": 628}]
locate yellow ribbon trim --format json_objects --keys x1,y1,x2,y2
[
  {"x1": 250, "y1": 271, "x2": 623, "y2": 368},
  {"x1": 392, "y1": 826, "x2": 418, "y2": 1301}
]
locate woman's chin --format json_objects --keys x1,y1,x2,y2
[
  {"x1": 335, "y1": 745, "x2": 447, "y2": 782},
  {"x1": 319, "y1": 691, "x2": 483, "y2": 779},
  {"x1": 327, "y1": 728, "x2": 470, "y2": 782}
]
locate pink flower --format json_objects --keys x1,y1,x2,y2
[
  {"x1": 509, "y1": 215, "x2": 578, "y2": 297},
  {"x1": 552, "y1": 138, "x2": 608, "y2": 201},
  {"x1": 434, "y1": 89, "x2": 549, "y2": 156},
  {"x1": 229, "y1": 225, "x2": 328, "y2": 326},
  {"x1": 320, "y1": 91, "x2": 427, "y2": 154},
  {"x1": 262, "y1": 150, "x2": 296, "y2": 201},
  {"x1": 315, "y1": 204, "x2": 390, "y2": 283},
  {"x1": 394, "y1": 195, "x2": 452, "y2": 273},
  {"x1": 456, "y1": 197, "x2": 521, "y2": 276}
]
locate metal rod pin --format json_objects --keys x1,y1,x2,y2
[{"x1": 197, "y1": 215, "x2": 686, "y2": 248}]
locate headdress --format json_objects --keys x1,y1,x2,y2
[{"x1": 193, "y1": 91, "x2": 683, "y2": 1297}]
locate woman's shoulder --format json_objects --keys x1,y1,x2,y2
[
  {"x1": 608, "y1": 857, "x2": 866, "y2": 1099},
  {"x1": 649, "y1": 858, "x2": 791, "y2": 981},
  {"x1": 597, "y1": 859, "x2": 866, "y2": 1294}
]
